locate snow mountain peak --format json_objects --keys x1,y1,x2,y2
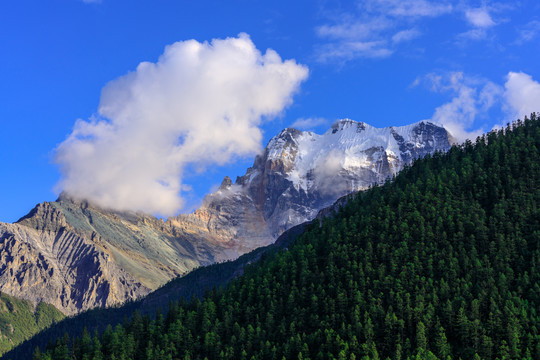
[
  {"x1": 174, "y1": 119, "x2": 453, "y2": 256},
  {"x1": 0, "y1": 119, "x2": 453, "y2": 315}
]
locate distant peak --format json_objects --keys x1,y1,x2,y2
[
  {"x1": 414, "y1": 120, "x2": 436, "y2": 128},
  {"x1": 56, "y1": 191, "x2": 77, "y2": 203},
  {"x1": 331, "y1": 118, "x2": 356, "y2": 127},
  {"x1": 330, "y1": 119, "x2": 368, "y2": 134},
  {"x1": 266, "y1": 127, "x2": 304, "y2": 150},
  {"x1": 219, "y1": 176, "x2": 233, "y2": 190},
  {"x1": 278, "y1": 127, "x2": 303, "y2": 138},
  {"x1": 56, "y1": 192, "x2": 90, "y2": 208}
]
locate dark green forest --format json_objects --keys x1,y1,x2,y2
[
  {"x1": 25, "y1": 115, "x2": 540, "y2": 359},
  {"x1": 2, "y1": 220, "x2": 306, "y2": 360}
]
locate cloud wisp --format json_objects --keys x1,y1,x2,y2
[
  {"x1": 392, "y1": 28, "x2": 422, "y2": 43},
  {"x1": 515, "y1": 20, "x2": 540, "y2": 44},
  {"x1": 428, "y1": 73, "x2": 502, "y2": 142},
  {"x1": 465, "y1": 8, "x2": 496, "y2": 28},
  {"x1": 415, "y1": 71, "x2": 540, "y2": 142},
  {"x1": 315, "y1": 1, "x2": 529, "y2": 62},
  {"x1": 291, "y1": 117, "x2": 329, "y2": 130},
  {"x1": 315, "y1": 14, "x2": 394, "y2": 61},
  {"x1": 55, "y1": 34, "x2": 308, "y2": 216},
  {"x1": 457, "y1": 6, "x2": 498, "y2": 41},
  {"x1": 367, "y1": 0, "x2": 452, "y2": 18},
  {"x1": 504, "y1": 72, "x2": 540, "y2": 121},
  {"x1": 315, "y1": 0, "x2": 453, "y2": 62}
]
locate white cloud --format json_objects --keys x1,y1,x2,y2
[
  {"x1": 55, "y1": 34, "x2": 308, "y2": 216},
  {"x1": 291, "y1": 117, "x2": 328, "y2": 130},
  {"x1": 504, "y1": 72, "x2": 540, "y2": 120},
  {"x1": 420, "y1": 71, "x2": 540, "y2": 141},
  {"x1": 422, "y1": 72, "x2": 503, "y2": 142},
  {"x1": 392, "y1": 28, "x2": 421, "y2": 43},
  {"x1": 457, "y1": 28, "x2": 488, "y2": 41},
  {"x1": 316, "y1": 0, "x2": 452, "y2": 62},
  {"x1": 313, "y1": 150, "x2": 349, "y2": 197},
  {"x1": 465, "y1": 8, "x2": 496, "y2": 28},
  {"x1": 431, "y1": 82, "x2": 483, "y2": 142},
  {"x1": 181, "y1": 184, "x2": 193, "y2": 192},
  {"x1": 367, "y1": 0, "x2": 453, "y2": 18},
  {"x1": 479, "y1": 81, "x2": 503, "y2": 110},
  {"x1": 516, "y1": 20, "x2": 540, "y2": 44},
  {"x1": 317, "y1": 18, "x2": 391, "y2": 41},
  {"x1": 316, "y1": 41, "x2": 393, "y2": 62},
  {"x1": 456, "y1": 6, "x2": 499, "y2": 42},
  {"x1": 315, "y1": 16, "x2": 394, "y2": 62}
]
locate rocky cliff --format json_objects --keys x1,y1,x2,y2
[
  {"x1": 172, "y1": 119, "x2": 453, "y2": 254},
  {"x1": 0, "y1": 119, "x2": 452, "y2": 315},
  {"x1": 0, "y1": 196, "x2": 232, "y2": 315}
]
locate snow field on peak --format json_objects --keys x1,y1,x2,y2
[{"x1": 277, "y1": 120, "x2": 424, "y2": 191}]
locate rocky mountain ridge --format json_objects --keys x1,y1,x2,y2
[
  {"x1": 173, "y1": 119, "x2": 453, "y2": 253},
  {"x1": 0, "y1": 119, "x2": 453, "y2": 314},
  {"x1": 0, "y1": 196, "x2": 232, "y2": 315}
]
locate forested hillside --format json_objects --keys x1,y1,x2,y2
[
  {"x1": 1, "y1": 224, "x2": 307, "y2": 360},
  {"x1": 0, "y1": 293, "x2": 64, "y2": 356},
  {"x1": 25, "y1": 115, "x2": 540, "y2": 359}
]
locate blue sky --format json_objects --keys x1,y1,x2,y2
[{"x1": 1, "y1": 0, "x2": 539, "y2": 222}]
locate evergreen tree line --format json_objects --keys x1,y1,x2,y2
[
  {"x1": 3, "y1": 218, "x2": 306, "y2": 360},
  {"x1": 31, "y1": 114, "x2": 540, "y2": 359}
]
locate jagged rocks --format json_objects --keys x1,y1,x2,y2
[
  {"x1": 0, "y1": 216, "x2": 148, "y2": 315},
  {"x1": 174, "y1": 120, "x2": 453, "y2": 255},
  {"x1": 0, "y1": 119, "x2": 453, "y2": 315},
  {"x1": 0, "y1": 198, "x2": 232, "y2": 315}
]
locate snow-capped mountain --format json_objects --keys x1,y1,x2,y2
[
  {"x1": 0, "y1": 119, "x2": 452, "y2": 314},
  {"x1": 172, "y1": 119, "x2": 453, "y2": 254}
]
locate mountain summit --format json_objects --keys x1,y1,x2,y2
[
  {"x1": 172, "y1": 120, "x2": 453, "y2": 255},
  {"x1": 0, "y1": 119, "x2": 452, "y2": 314},
  {"x1": 0, "y1": 195, "x2": 233, "y2": 315}
]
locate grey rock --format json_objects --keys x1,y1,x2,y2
[
  {"x1": 0, "y1": 197, "x2": 232, "y2": 315},
  {"x1": 0, "y1": 119, "x2": 452, "y2": 315},
  {"x1": 174, "y1": 120, "x2": 453, "y2": 255}
]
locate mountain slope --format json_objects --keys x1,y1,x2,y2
[
  {"x1": 31, "y1": 114, "x2": 540, "y2": 359},
  {"x1": 172, "y1": 119, "x2": 452, "y2": 254},
  {"x1": 0, "y1": 196, "x2": 231, "y2": 315},
  {"x1": 1, "y1": 222, "x2": 308, "y2": 360},
  {"x1": 0, "y1": 119, "x2": 451, "y2": 317},
  {"x1": 0, "y1": 292, "x2": 64, "y2": 356}
]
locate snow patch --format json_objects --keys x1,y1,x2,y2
[{"x1": 265, "y1": 119, "x2": 444, "y2": 191}]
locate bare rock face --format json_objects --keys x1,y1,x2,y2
[
  {"x1": 0, "y1": 119, "x2": 452, "y2": 315},
  {"x1": 0, "y1": 197, "x2": 231, "y2": 315},
  {"x1": 0, "y1": 204, "x2": 144, "y2": 315},
  {"x1": 173, "y1": 120, "x2": 453, "y2": 255}
]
